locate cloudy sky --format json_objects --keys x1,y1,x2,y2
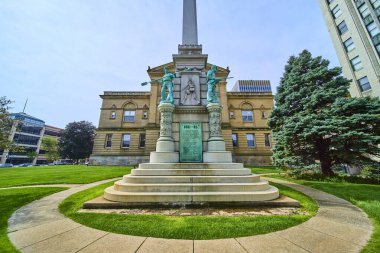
[{"x1": 0, "y1": 0, "x2": 339, "y2": 128}]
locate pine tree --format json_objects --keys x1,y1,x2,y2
[{"x1": 268, "y1": 50, "x2": 380, "y2": 176}]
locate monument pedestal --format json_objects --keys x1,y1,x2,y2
[
  {"x1": 149, "y1": 103, "x2": 179, "y2": 163},
  {"x1": 203, "y1": 103, "x2": 232, "y2": 163}
]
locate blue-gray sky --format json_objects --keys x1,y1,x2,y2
[{"x1": 0, "y1": 0, "x2": 339, "y2": 128}]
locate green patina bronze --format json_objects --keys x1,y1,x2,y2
[
  {"x1": 180, "y1": 122, "x2": 202, "y2": 162},
  {"x1": 141, "y1": 67, "x2": 175, "y2": 105},
  {"x1": 160, "y1": 67, "x2": 176, "y2": 104},
  {"x1": 206, "y1": 65, "x2": 222, "y2": 104}
]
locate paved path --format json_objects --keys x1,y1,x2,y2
[{"x1": 7, "y1": 178, "x2": 373, "y2": 253}]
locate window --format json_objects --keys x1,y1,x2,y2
[
  {"x1": 367, "y1": 22, "x2": 380, "y2": 37},
  {"x1": 232, "y1": 133, "x2": 238, "y2": 147},
  {"x1": 139, "y1": 134, "x2": 146, "y2": 148},
  {"x1": 124, "y1": 110, "x2": 135, "y2": 122},
  {"x1": 327, "y1": 0, "x2": 335, "y2": 4},
  {"x1": 376, "y1": 43, "x2": 380, "y2": 53},
  {"x1": 246, "y1": 134, "x2": 255, "y2": 147},
  {"x1": 363, "y1": 14, "x2": 374, "y2": 25},
  {"x1": 110, "y1": 111, "x2": 116, "y2": 119},
  {"x1": 359, "y1": 4, "x2": 370, "y2": 17},
  {"x1": 358, "y1": 76, "x2": 372, "y2": 92},
  {"x1": 371, "y1": 0, "x2": 380, "y2": 9},
  {"x1": 230, "y1": 111, "x2": 234, "y2": 119},
  {"x1": 261, "y1": 111, "x2": 267, "y2": 119},
  {"x1": 350, "y1": 56, "x2": 363, "y2": 71},
  {"x1": 265, "y1": 134, "x2": 271, "y2": 147},
  {"x1": 142, "y1": 111, "x2": 148, "y2": 119},
  {"x1": 242, "y1": 110, "x2": 253, "y2": 122},
  {"x1": 121, "y1": 134, "x2": 130, "y2": 148},
  {"x1": 355, "y1": 0, "x2": 365, "y2": 7},
  {"x1": 344, "y1": 38, "x2": 355, "y2": 52},
  {"x1": 338, "y1": 21, "x2": 348, "y2": 34},
  {"x1": 105, "y1": 134, "x2": 112, "y2": 148},
  {"x1": 332, "y1": 5, "x2": 342, "y2": 18}
]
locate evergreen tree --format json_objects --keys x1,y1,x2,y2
[
  {"x1": 58, "y1": 121, "x2": 95, "y2": 161},
  {"x1": 269, "y1": 50, "x2": 380, "y2": 176}
]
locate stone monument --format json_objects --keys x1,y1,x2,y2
[{"x1": 102, "y1": 0, "x2": 279, "y2": 206}]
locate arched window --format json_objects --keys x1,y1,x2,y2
[
  {"x1": 241, "y1": 103, "x2": 253, "y2": 122},
  {"x1": 123, "y1": 103, "x2": 136, "y2": 122}
]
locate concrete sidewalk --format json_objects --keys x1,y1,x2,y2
[{"x1": 7, "y1": 178, "x2": 373, "y2": 253}]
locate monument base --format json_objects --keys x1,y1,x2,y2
[
  {"x1": 207, "y1": 137, "x2": 226, "y2": 151},
  {"x1": 150, "y1": 152, "x2": 179, "y2": 163},
  {"x1": 203, "y1": 151, "x2": 232, "y2": 163}
]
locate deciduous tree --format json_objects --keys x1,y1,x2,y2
[{"x1": 58, "y1": 121, "x2": 95, "y2": 161}]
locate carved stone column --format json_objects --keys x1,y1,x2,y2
[
  {"x1": 150, "y1": 102, "x2": 179, "y2": 163},
  {"x1": 206, "y1": 103, "x2": 225, "y2": 151},
  {"x1": 156, "y1": 103, "x2": 175, "y2": 151},
  {"x1": 203, "y1": 103, "x2": 232, "y2": 163}
]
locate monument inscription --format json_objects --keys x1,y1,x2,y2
[{"x1": 180, "y1": 122, "x2": 202, "y2": 162}]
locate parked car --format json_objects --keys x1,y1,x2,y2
[
  {"x1": 14, "y1": 163, "x2": 33, "y2": 167},
  {"x1": 0, "y1": 163, "x2": 13, "y2": 168}
]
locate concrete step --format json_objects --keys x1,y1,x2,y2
[
  {"x1": 131, "y1": 168, "x2": 252, "y2": 176},
  {"x1": 138, "y1": 163, "x2": 245, "y2": 170},
  {"x1": 113, "y1": 180, "x2": 270, "y2": 192},
  {"x1": 122, "y1": 174, "x2": 261, "y2": 184},
  {"x1": 104, "y1": 186, "x2": 280, "y2": 203}
]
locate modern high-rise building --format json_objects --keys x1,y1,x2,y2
[{"x1": 318, "y1": 0, "x2": 380, "y2": 98}]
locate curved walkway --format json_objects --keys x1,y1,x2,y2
[{"x1": 7, "y1": 178, "x2": 373, "y2": 253}]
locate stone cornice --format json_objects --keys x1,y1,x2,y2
[
  {"x1": 227, "y1": 92, "x2": 273, "y2": 98},
  {"x1": 100, "y1": 92, "x2": 151, "y2": 99},
  {"x1": 231, "y1": 127, "x2": 272, "y2": 131},
  {"x1": 174, "y1": 106, "x2": 208, "y2": 114}
]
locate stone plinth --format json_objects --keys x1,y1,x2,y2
[
  {"x1": 203, "y1": 103, "x2": 232, "y2": 163},
  {"x1": 150, "y1": 103, "x2": 179, "y2": 163}
]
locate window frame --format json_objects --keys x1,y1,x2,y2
[
  {"x1": 332, "y1": 5, "x2": 342, "y2": 19},
  {"x1": 338, "y1": 21, "x2": 348, "y2": 35},
  {"x1": 121, "y1": 134, "x2": 131, "y2": 148},
  {"x1": 350, "y1": 56, "x2": 363, "y2": 71},
  {"x1": 105, "y1": 134, "x2": 112, "y2": 148},
  {"x1": 242, "y1": 110, "x2": 253, "y2": 122},
  {"x1": 246, "y1": 133, "x2": 256, "y2": 148},
  {"x1": 344, "y1": 38, "x2": 355, "y2": 52},
  {"x1": 110, "y1": 111, "x2": 116, "y2": 120},
  {"x1": 264, "y1": 133, "x2": 271, "y2": 147},
  {"x1": 139, "y1": 133, "x2": 146, "y2": 148},
  {"x1": 123, "y1": 110, "x2": 135, "y2": 122},
  {"x1": 358, "y1": 76, "x2": 372, "y2": 92},
  {"x1": 232, "y1": 133, "x2": 238, "y2": 147}
]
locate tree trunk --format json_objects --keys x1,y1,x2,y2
[{"x1": 316, "y1": 139, "x2": 334, "y2": 177}]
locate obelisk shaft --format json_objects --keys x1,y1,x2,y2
[{"x1": 182, "y1": 0, "x2": 198, "y2": 45}]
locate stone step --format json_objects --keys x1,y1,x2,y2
[
  {"x1": 131, "y1": 168, "x2": 252, "y2": 176},
  {"x1": 138, "y1": 163, "x2": 245, "y2": 170},
  {"x1": 104, "y1": 186, "x2": 280, "y2": 203},
  {"x1": 113, "y1": 180, "x2": 270, "y2": 192},
  {"x1": 122, "y1": 174, "x2": 261, "y2": 184}
]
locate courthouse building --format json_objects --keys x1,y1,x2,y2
[
  {"x1": 90, "y1": 71, "x2": 274, "y2": 165},
  {"x1": 318, "y1": 0, "x2": 380, "y2": 97}
]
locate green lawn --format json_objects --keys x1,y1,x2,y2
[
  {"x1": 0, "y1": 187, "x2": 66, "y2": 253},
  {"x1": 0, "y1": 165, "x2": 131, "y2": 188},
  {"x1": 250, "y1": 166, "x2": 285, "y2": 175},
  {"x1": 59, "y1": 181, "x2": 317, "y2": 240},
  {"x1": 266, "y1": 175, "x2": 380, "y2": 253},
  {"x1": 299, "y1": 181, "x2": 380, "y2": 253}
]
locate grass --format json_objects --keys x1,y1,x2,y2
[
  {"x1": 265, "y1": 174, "x2": 380, "y2": 253},
  {"x1": 0, "y1": 165, "x2": 131, "y2": 188},
  {"x1": 0, "y1": 187, "x2": 66, "y2": 253},
  {"x1": 59, "y1": 181, "x2": 317, "y2": 240},
  {"x1": 250, "y1": 166, "x2": 285, "y2": 175},
  {"x1": 298, "y1": 181, "x2": 380, "y2": 253}
]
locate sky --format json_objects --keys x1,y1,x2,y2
[{"x1": 0, "y1": 0, "x2": 340, "y2": 129}]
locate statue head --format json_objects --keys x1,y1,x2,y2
[
  {"x1": 211, "y1": 65, "x2": 217, "y2": 72},
  {"x1": 163, "y1": 67, "x2": 169, "y2": 74}
]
